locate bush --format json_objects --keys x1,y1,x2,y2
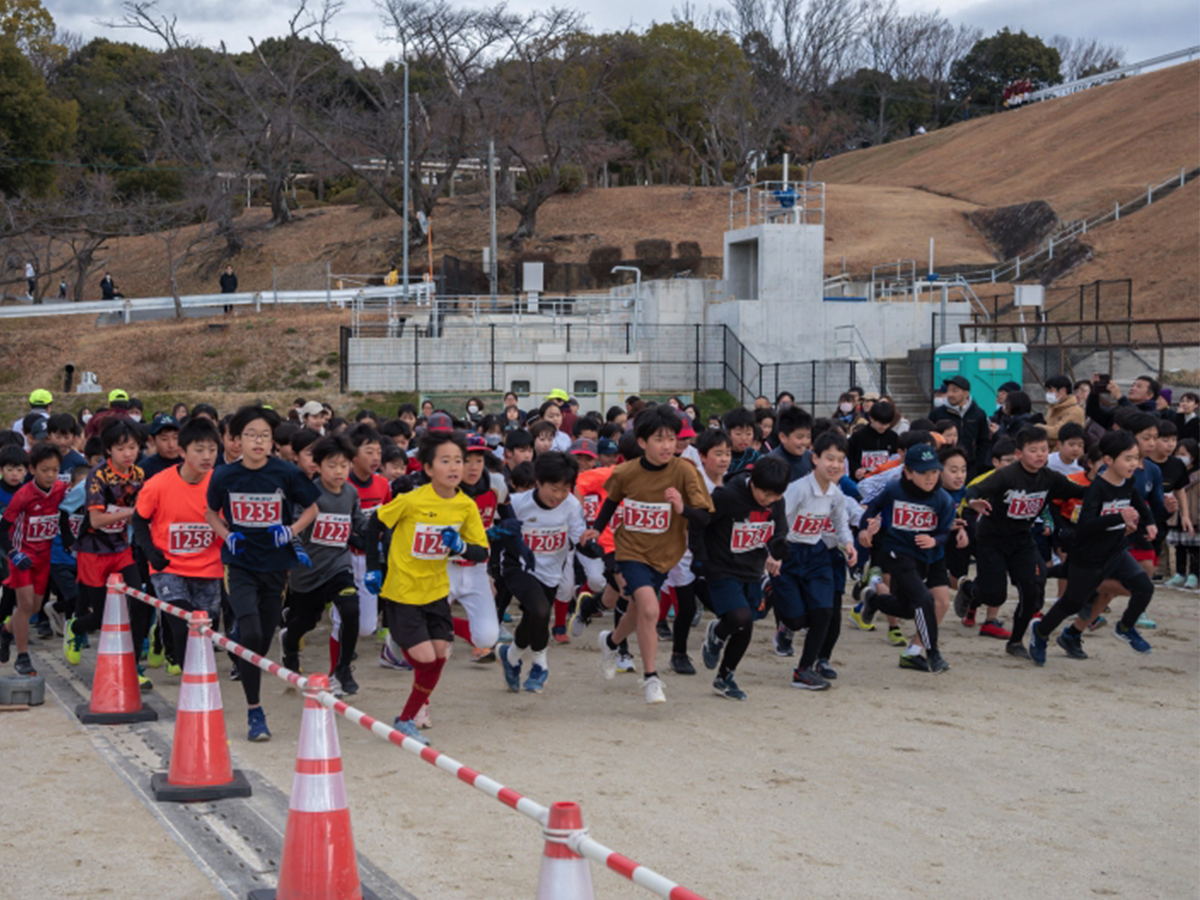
[
  {"x1": 634, "y1": 239, "x2": 672, "y2": 262},
  {"x1": 515, "y1": 163, "x2": 584, "y2": 195},
  {"x1": 114, "y1": 165, "x2": 185, "y2": 201},
  {"x1": 329, "y1": 187, "x2": 360, "y2": 205},
  {"x1": 675, "y1": 241, "x2": 702, "y2": 264},
  {"x1": 587, "y1": 245, "x2": 623, "y2": 282}
]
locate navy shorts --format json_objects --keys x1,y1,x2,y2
[
  {"x1": 707, "y1": 577, "x2": 762, "y2": 617},
  {"x1": 617, "y1": 560, "x2": 668, "y2": 596},
  {"x1": 770, "y1": 541, "x2": 835, "y2": 617},
  {"x1": 826, "y1": 546, "x2": 847, "y2": 596}
]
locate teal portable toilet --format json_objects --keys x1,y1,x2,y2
[{"x1": 934, "y1": 342, "x2": 1026, "y2": 412}]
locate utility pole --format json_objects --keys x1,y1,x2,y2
[
  {"x1": 402, "y1": 60, "x2": 410, "y2": 303},
  {"x1": 489, "y1": 139, "x2": 498, "y2": 308}
]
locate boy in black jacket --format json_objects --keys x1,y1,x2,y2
[{"x1": 1030, "y1": 431, "x2": 1155, "y2": 664}]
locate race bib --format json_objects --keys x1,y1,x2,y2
[
  {"x1": 891, "y1": 500, "x2": 936, "y2": 532},
  {"x1": 69, "y1": 513, "x2": 83, "y2": 538},
  {"x1": 168, "y1": 522, "x2": 215, "y2": 554},
  {"x1": 100, "y1": 503, "x2": 127, "y2": 534},
  {"x1": 862, "y1": 450, "x2": 890, "y2": 471},
  {"x1": 791, "y1": 513, "x2": 831, "y2": 536},
  {"x1": 1004, "y1": 490, "x2": 1047, "y2": 520},
  {"x1": 26, "y1": 514, "x2": 59, "y2": 542},
  {"x1": 411, "y1": 522, "x2": 449, "y2": 560},
  {"x1": 581, "y1": 493, "x2": 601, "y2": 523},
  {"x1": 524, "y1": 526, "x2": 568, "y2": 555},
  {"x1": 622, "y1": 500, "x2": 670, "y2": 534},
  {"x1": 477, "y1": 504, "x2": 497, "y2": 530},
  {"x1": 229, "y1": 492, "x2": 283, "y2": 527},
  {"x1": 311, "y1": 513, "x2": 352, "y2": 548},
  {"x1": 730, "y1": 520, "x2": 773, "y2": 553}
]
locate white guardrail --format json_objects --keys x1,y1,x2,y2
[
  {"x1": 1028, "y1": 45, "x2": 1200, "y2": 102},
  {"x1": 0, "y1": 283, "x2": 436, "y2": 322}
]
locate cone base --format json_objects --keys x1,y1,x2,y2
[
  {"x1": 76, "y1": 702, "x2": 158, "y2": 724},
  {"x1": 248, "y1": 887, "x2": 382, "y2": 900},
  {"x1": 151, "y1": 769, "x2": 253, "y2": 803}
]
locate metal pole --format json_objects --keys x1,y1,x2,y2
[
  {"x1": 939, "y1": 284, "x2": 947, "y2": 345},
  {"x1": 402, "y1": 60, "x2": 410, "y2": 305},
  {"x1": 325, "y1": 261, "x2": 331, "y2": 310},
  {"x1": 489, "y1": 139, "x2": 498, "y2": 309},
  {"x1": 928, "y1": 238, "x2": 934, "y2": 275}
]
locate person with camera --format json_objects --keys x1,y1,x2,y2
[{"x1": 1085, "y1": 373, "x2": 1162, "y2": 430}]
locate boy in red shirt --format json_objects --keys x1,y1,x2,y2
[
  {"x1": 0, "y1": 444, "x2": 65, "y2": 675},
  {"x1": 341, "y1": 425, "x2": 392, "y2": 659}
]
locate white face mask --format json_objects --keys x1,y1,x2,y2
[
  {"x1": 1045, "y1": 392, "x2": 1059, "y2": 406},
  {"x1": 934, "y1": 397, "x2": 948, "y2": 408},
  {"x1": 1180, "y1": 455, "x2": 1192, "y2": 468},
  {"x1": 467, "y1": 405, "x2": 479, "y2": 415},
  {"x1": 130, "y1": 411, "x2": 142, "y2": 422},
  {"x1": 81, "y1": 413, "x2": 92, "y2": 424},
  {"x1": 839, "y1": 403, "x2": 853, "y2": 414}
]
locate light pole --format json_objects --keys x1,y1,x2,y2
[
  {"x1": 401, "y1": 59, "x2": 410, "y2": 303},
  {"x1": 611, "y1": 265, "x2": 641, "y2": 352}
]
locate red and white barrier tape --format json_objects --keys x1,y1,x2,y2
[{"x1": 116, "y1": 580, "x2": 711, "y2": 900}]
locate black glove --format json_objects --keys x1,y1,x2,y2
[
  {"x1": 577, "y1": 540, "x2": 605, "y2": 560},
  {"x1": 148, "y1": 545, "x2": 170, "y2": 571}
]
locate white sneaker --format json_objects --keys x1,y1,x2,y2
[
  {"x1": 642, "y1": 675, "x2": 666, "y2": 704},
  {"x1": 598, "y1": 630, "x2": 618, "y2": 680},
  {"x1": 616, "y1": 651, "x2": 636, "y2": 673},
  {"x1": 328, "y1": 674, "x2": 346, "y2": 698}
]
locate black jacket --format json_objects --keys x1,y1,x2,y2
[
  {"x1": 929, "y1": 400, "x2": 990, "y2": 475},
  {"x1": 219, "y1": 272, "x2": 238, "y2": 293}
]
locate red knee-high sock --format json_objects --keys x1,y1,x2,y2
[
  {"x1": 658, "y1": 587, "x2": 676, "y2": 622},
  {"x1": 400, "y1": 657, "x2": 446, "y2": 721},
  {"x1": 452, "y1": 616, "x2": 473, "y2": 643},
  {"x1": 328, "y1": 635, "x2": 340, "y2": 675},
  {"x1": 554, "y1": 600, "x2": 568, "y2": 629}
]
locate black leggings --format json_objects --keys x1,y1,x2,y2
[
  {"x1": 714, "y1": 606, "x2": 753, "y2": 675},
  {"x1": 777, "y1": 607, "x2": 834, "y2": 670},
  {"x1": 1039, "y1": 552, "x2": 1153, "y2": 635},
  {"x1": 284, "y1": 571, "x2": 360, "y2": 672},
  {"x1": 672, "y1": 582, "x2": 696, "y2": 655},
  {"x1": 1176, "y1": 545, "x2": 1199, "y2": 577},
  {"x1": 875, "y1": 555, "x2": 939, "y2": 653},
  {"x1": 75, "y1": 565, "x2": 151, "y2": 663},
  {"x1": 505, "y1": 569, "x2": 556, "y2": 653},
  {"x1": 819, "y1": 594, "x2": 842, "y2": 660},
  {"x1": 226, "y1": 567, "x2": 287, "y2": 707}
]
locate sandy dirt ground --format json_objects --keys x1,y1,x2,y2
[{"x1": 4, "y1": 578, "x2": 1198, "y2": 900}]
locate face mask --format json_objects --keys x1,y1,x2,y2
[
  {"x1": 839, "y1": 403, "x2": 853, "y2": 414},
  {"x1": 468, "y1": 406, "x2": 479, "y2": 415},
  {"x1": 1045, "y1": 392, "x2": 1059, "y2": 406},
  {"x1": 1179, "y1": 455, "x2": 1192, "y2": 468},
  {"x1": 485, "y1": 433, "x2": 501, "y2": 447},
  {"x1": 130, "y1": 411, "x2": 142, "y2": 422},
  {"x1": 81, "y1": 413, "x2": 92, "y2": 424},
  {"x1": 934, "y1": 397, "x2": 948, "y2": 408}
]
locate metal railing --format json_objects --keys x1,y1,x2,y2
[
  {"x1": 729, "y1": 180, "x2": 825, "y2": 229},
  {"x1": 1028, "y1": 46, "x2": 1200, "y2": 102},
  {"x1": 834, "y1": 324, "x2": 884, "y2": 394}
]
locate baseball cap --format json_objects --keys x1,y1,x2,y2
[
  {"x1": 905, "y1": 445, "x2": 943, "y2": 473},
  {"x1": 546, "y1": 389, "x2": 569, "y2": 402},
  {"x1": 942, "y1": 375, "x2": 970, "y2": 391},
  {"x1": 464, "y1": 433, "x2": 489, "y2": 453},
  {"x1": 596, "y1": 437, "x2": 618, "y2": 457},
  {"x1": 298, "y1": 401, "x2": 324, "y2": 418},
  {"x1": 27, "y1": 418, "x2": 49, "y2": 441},
  {"x1": 425, "y1": 411, "x2": 455, "y2": 433},
  {"x1": 998, "y1": 381, "x2": 1022, "y2": 393},
  {"x1": 29, "y1": 389, "x2": 53, "y2": 407},
  {"x1": 150, "y1": 414, "x2": 180, "y2": 435},
  {"x1": 569, "y1": 438, "x2": 598, "y2": 458},
  {"x1": 677, "y1": 421, "x2": 696, "y2": 439},
  {"x1": 108, "y1": 388, "x2": 130, "y2": 403}
]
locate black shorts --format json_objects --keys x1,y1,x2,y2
[
  {"x1": 384, "y1": 597, "x2": 453, "y2": 649},
  {"x1": 974, "y1": 532, "x2": 1044, "y2": 605},
  {"x1": 879, "y1": 551, "x2": 949, "y2": 590},
  {"x1": 944, "y1": 537, "x2": 971, "y2": 581}
]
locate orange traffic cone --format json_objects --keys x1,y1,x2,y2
[
  {"x1": 249, "y1": 673, "x2": 378, "y2": 900},
  {"x1": 536, "y1": 802, "x2": 595, "y2": 900},
  {"x1": 151, "y1": 612, "x2": 251, "y2": 802},
  {"x1": 76, "y1": 578, "x2": 157, "y2": 725}
]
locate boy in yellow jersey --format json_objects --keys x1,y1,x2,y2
[{"x1": 364, "y1": 430, "x2": 488, "y2": 744}]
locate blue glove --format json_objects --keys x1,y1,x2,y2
[
  {"x1": 9, "y1": 550, "x2": 31, "y2": 571},
  {"x1": 269, "y1": 524, "x2": 293, "y2": 548},
  {"x1": 518, "y1": 541, "x2": 537, "y2": 573},
  {"x1": 225, "y1": 532, "x2": 245, "y2": 555},
  {"x1": 364, "y1": 570, "x2": 384, "y2": 595},
  {"x1": 294, "y1": 546, "x2": 312, "y2": 568},
  {"x1": 440, "y1": 526, "x2": 465, "y2": 556},
  {"x1": 486, "y1": 518, "x2": 522, "y2": 542}
]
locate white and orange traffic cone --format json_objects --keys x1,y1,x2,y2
[
  {"x1": 536, "y1": 802, "x2": 595, "y2": 900},
  {"x1": 76, "y1": 578, "x2": 157, "y2": 725},
  {"x1": 249, "y1": 673, "x2": 378, "y2": 900},
  {"x1": 151, "y1": 611, "x2": 251, "y2": 802}
]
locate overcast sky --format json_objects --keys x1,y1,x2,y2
[{"x1": 47, "y1": 0, "x2": 1198, "y2": 71}]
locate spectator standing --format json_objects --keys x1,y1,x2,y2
[
  {"x1": 220, "y1": 265, "x2": 238, "y2": 314},
  {"x1": 929, "y1": 375, "x2": 990, "y2": 477}
]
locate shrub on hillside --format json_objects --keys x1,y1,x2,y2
[
  {"x1": 675, "y1": 241, "x2": 702, "y2": 265},
  {"x1": 587, "y1": 245, "x2": 623, "y2": 282},
  {"x1": 634, "y1": 239, "x2": 672, "y2": 262},
  {"x1": 515, "y1": 164, "x2": 584, "y2": 194}
]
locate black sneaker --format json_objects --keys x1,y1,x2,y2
[
  {"x1": 701, "y1": 620, "x2": 724, "y2": 670},
  {"x1": 1056, "y1": 630, "x2": 1088, "y2": 660},
  {"x1": 670, "y1": 653, "x2": 696, "y2": 675},
  {"x1": 927, "y1": 650, "x2": 950, "y2": 674},
  {"x1": 899, "y1": 653, "x2": 930, "y2": 672},
  {"x1": 0, "y1": 626, "x2": 12, "y2": 664},
  {"x1": 656, "y1": 621, "x2": 672, "y2": 642},
  {"x1": 814, "y1": 658, "x2": 838, "y2": 679},
  {"x1": 712, "y1": 672, "x2": 747, "y2": 700},
  {"x1": 335, "y1": 666, "x2": 359, "y2": 696},
  {"x1": 230, "y1": 665, "x2": 241, "y2": 681},
  {"x1": 36, "y1": 619, "x2": 53, "y2": 640},
  {"x1": 14, "y1": 653, "x2": 36, "y2": 676},
  {"x1": 282, "y1": 650, "x2": 301, "y2": 674},
  {"x1": 773, "y1": 626, "x2": 795, "y2": 657},
  {"x1": 953, "y1": 580, "x2": 975, "y2": 620},
  {"x1": 860, "y1": 587, "x2": 878, "y2": 626},
  {"x1": 791, "y1": 668, "x2": 830, "y2": 691},
  {"x1": 1005, "y1": 641, "x2": 1030, "y2": 660}
]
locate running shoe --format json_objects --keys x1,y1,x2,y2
[
  {"x1": 393, "y1": 717, "x2": 429, "y2": 746},
  {"x1": 859, "y1": 588, "x2": 878, "y2": 626},
  {"x1": 523, "y1": 664, "x2": 549, "y2": 693},
  {"x1": 1005, "y1": 641, "x2": 1030, "y2": 660},
  {"x1": 848, "y1": 605, "x2": 875, "y2": 631},
  {"x1": 165, "y1": 662, "x2": 182, "y2": 677},
  {"x1": 598, "y1": 630, "x2": 618, "y2": 680},
  {"x1": 14, "y1": 653, "x2": 36, "y2": 676},
  {"x1": 569, "y1": 598, "x2": 591, "y2": 636},
  {"x1": 1186, "y1": 575, "x2": 1199, "y2": 590},
  {"x1": 35, "y1": 617, "x2": 53, "y2": 640},
  {"x1": 1113, "y1": 624, "x2": 1151, "y2": 654},
  {"x1": 334, "y1": 666, "x2": 359, "y2": 696},
  {"x1": 552, "y1": 625, "x2": 570, "y2": 644},
  {"x1": 1164, "y1": 574, "x2": 1186, "y2": 589},
  {"x1": 1135, "y1": 614, "x2": 1156, "y2": 629},
  {"x1": 953, "y1": 580, "x2": 975, "y2": 619},
  {"x1": 773, "y1": 625, "x2": 795, "y2": 657},
  {"x1": 497, "y1": 625, "x2": 514, "y2": 644},
  {"x1": 927, "y1": 650, "x2": 950, "y2": 674},
  {"x1": 0, "y1": 623, "x2": 12, "y2": 664},
  {"x1": 378, "y1": 643, "x2": 407, "y2": 670},
  {"x1": 978, "y1": 619, "x2": 1011, "y2": 640},
  {"x1": 376, "y1": 627, "x2": 389, "y2": 644},
  {"x1": 43, "y1": 600, "x2": 65, "y2": 637},
  {"x1": 282, "y1": 650, "x2": 301, "y2": 674},
  {"x1": 502, "y1": 610, "x2": 513, "y2": 623},
  {"x1": 138, "y1": 669, "x2": 154, "y2": 692},
  {"x1": 1087, "y1": 615, "x2": 1107, "y2": 632},
  {"x1": 701, "y1": 620, "x2": 724, "y2": 670},
  {"x1": 500, "y1": 644, "x2": 522, "y2": 692},
  {"x1": 247, "y1": 707, "x2": 270, "y2": 742},
  {"x1": 712, "y1": 672, "x2": 747, "y2": 700},
  {"x1": 814, "y1": 658, "x2": 838, "y2": 680},
  {"x1": 656, "y1": 620, "x2": 672, "y2": 642},
  {"x1": 791, "y1": 668, "x2": 830, "y2": 691},
  {"x1": 642, "y1": 675, "x2": 666, "y2": 703},
  {"x1": 64, "y1": 617, "x2": 84, "y2": 665},
  {"x1": 669, "y1": 653, "x2": 696, "y2": 675},
  {"x1": 616, "y1": 651, "x2": 636, "y2": 673},
  {"x1": 1028, "y1": 627, "x2": 1048, "y2": 666},
  {"x1": 691, "y1": 606, "x2": 702, "y2": 628},
  {"x1": 886, "y1": 627, "x2": 906, "y2": 647},
  {"x1": 899, "y1": 653, "x2": 929, "y2": 672},
  {"x1": 230, "y1": 665, "x2": 241, "y2": 681},
  {"x1": 146, "y1": 621, "x2": 164, "y2": 668},
  {"x1": 412, "y1": 704, "x2": 432, "y2": 729},
  {"x1": 471, "y1": 646, "x2": 496, "y2": 664},
  {"x1": 1056, "y1": 630, "x2": 1087, "y2": 660},
  {"x1": 961, "y1": 609, "x2": 977, "y2": 627},
  {"x1": 328, "y1": 673, "x2": 346, "y2": 698}
]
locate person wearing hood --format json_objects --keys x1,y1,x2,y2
[
  {"x1": 929, "y1": 376, "x2": 990, "y2": 477},
  {"x1": 1042, "y1": 374, "x2": 1085, "y2": 448}
]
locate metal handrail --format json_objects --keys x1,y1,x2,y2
[
  {"x1": 729, "y1": 180, "x2": 826, "y2": 229},
  {"x1": 834, "y1": 324, "x2": 883, "y2": 394},
  {"x1": 1028, "y1": 45, "x2": 1200, "y2": 102}
]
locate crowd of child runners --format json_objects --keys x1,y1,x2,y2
[{"x1": 0, "y1": 374, "x2": 1196, "y2": 745}]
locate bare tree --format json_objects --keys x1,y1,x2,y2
[{"x1": 1050, "y1": 35, "x2": 1126, "y2": 81}]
